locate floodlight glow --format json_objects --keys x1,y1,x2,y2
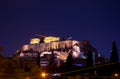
[
  {"x1": 114, "y1": 73, "x2": 119, "y2": 77},
  {"x1": 41, "y1": 72, "x2": 46, "y2": 78},
  {"x1": 44, "y1": 37, "x2": 60, "y2": 43},
  {"x1": 30, "y1": 38, "x2": 40, "y2": 44}
]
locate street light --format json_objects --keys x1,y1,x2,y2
[
  {"x1": 41, "y1": 72, "x2": 48, "y2": 78},
  {"x1": 41, "y1": 72, "x2": 46, "y2": 77},
  {"x1": 25, "y1": 76, "x2": 30, "y2": 79},
  {"x1": 114, "y1": 73, "x2": 119, "y2": 77}
]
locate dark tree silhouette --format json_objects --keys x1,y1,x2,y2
[
  {"x1": 24, "y1": 63, "x2": 31, "y2": 72},
  {"x1": 29, "y1": 48, "x2": 34, "y2": 56},
  {"x1": 0, "y1": 46, "x2": 3, "y2": 51},
  {"x1": 37, "y1": 52, "x2": 40, "y2": 66},
  {"x1": 0, "y1": 46, "x2": 3, "y2": 55},
  {"x1": 48, "y1": 50, "x2": 56, "y2": 67},
  {"x1": 0, "y1": 46, "x2": 4, "y2": 60},
  {"x1": 86, "y1": 50, "x2": 93, "y2": 67},
  {"x1": 81, "y1": 40, "x2": 98, "y2": 58},
  {"x1": 110, "y1": 41, "x2": 119, "y2": 63},
  {"x1": 66, "y1": 51, "x2": 74, "y2": 68}
]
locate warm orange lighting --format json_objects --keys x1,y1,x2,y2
[
  {"x1": 30, "y1": 38, "x2": 40, "y2": 44},
  {"x1": 44, "y1": 36, "x2": 60, "y2": 43},
  {"x1": 41, "y1": 72, "x2": 46, "y2": 78},
  {"x1": 25, "y1": 76, "x2": 30, "y2": 79},
  {"x1": 114, "y1": 73, "x2": 119, "y2": 77}
]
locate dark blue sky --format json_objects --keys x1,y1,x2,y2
[{"x1": 0, "y1": 0, "x2": 120, "y2": 59}]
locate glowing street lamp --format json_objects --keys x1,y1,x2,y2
[
  {"x1": 114, "y1": 73, "x2": 119, "y2": 77},
  {"x1": 41, "y1": 72, "x2": 47, "y2": 78},
  {"x1": 25, "y1": 76, "x2": 30, "y2": 79}
]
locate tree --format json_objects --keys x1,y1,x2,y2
[
  {"x1": 0, "y1": 46, "x2": 3, "y2": 56},
  {"x1": 24, "y1": 63, "x2": 31, "y2": 72},
  {"x1": 48, "y1": 50, "x2": 56, "y2": 67},
  {"x1": 29, "y1": 48, "x2": 34, "y2": 55},
  {"x1": 37, "y1": 52, "x2": 40, "y2": 66},
  {"x1": 110, "y1": 41, "x2": 119, "y2": 63},
  {"x1": 0, "y1": 46, "x2": 3, "y2": 52},
  {"x1": 66, "y1": 51, "x2": 74, "y2": 68},
  {"x1": 81, "y1": 40, "x2": 98, "y2": 58},
  {"x1": 86, "y1": 50, "x2": 93, "y2": 67}
]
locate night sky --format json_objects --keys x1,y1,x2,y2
[{"x1": 0, "y1": 0, "x2": 120, "y2": 59}]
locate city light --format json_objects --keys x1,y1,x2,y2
[
  {"x1": 44, "y1": 36, "x2": 60, "y2": 43},
  {"x1": 114, "y1": 73, "x2": 119, "y2": 77},
  {"x1": 25, "y1": 76, "x2": 30, "y2": 79},
  {"x1": 41, "y1": 72, "x2": 47, "y2": 78},
  {"x1": 30, "y1": 38, "x2": 40, "y2": 44}
]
